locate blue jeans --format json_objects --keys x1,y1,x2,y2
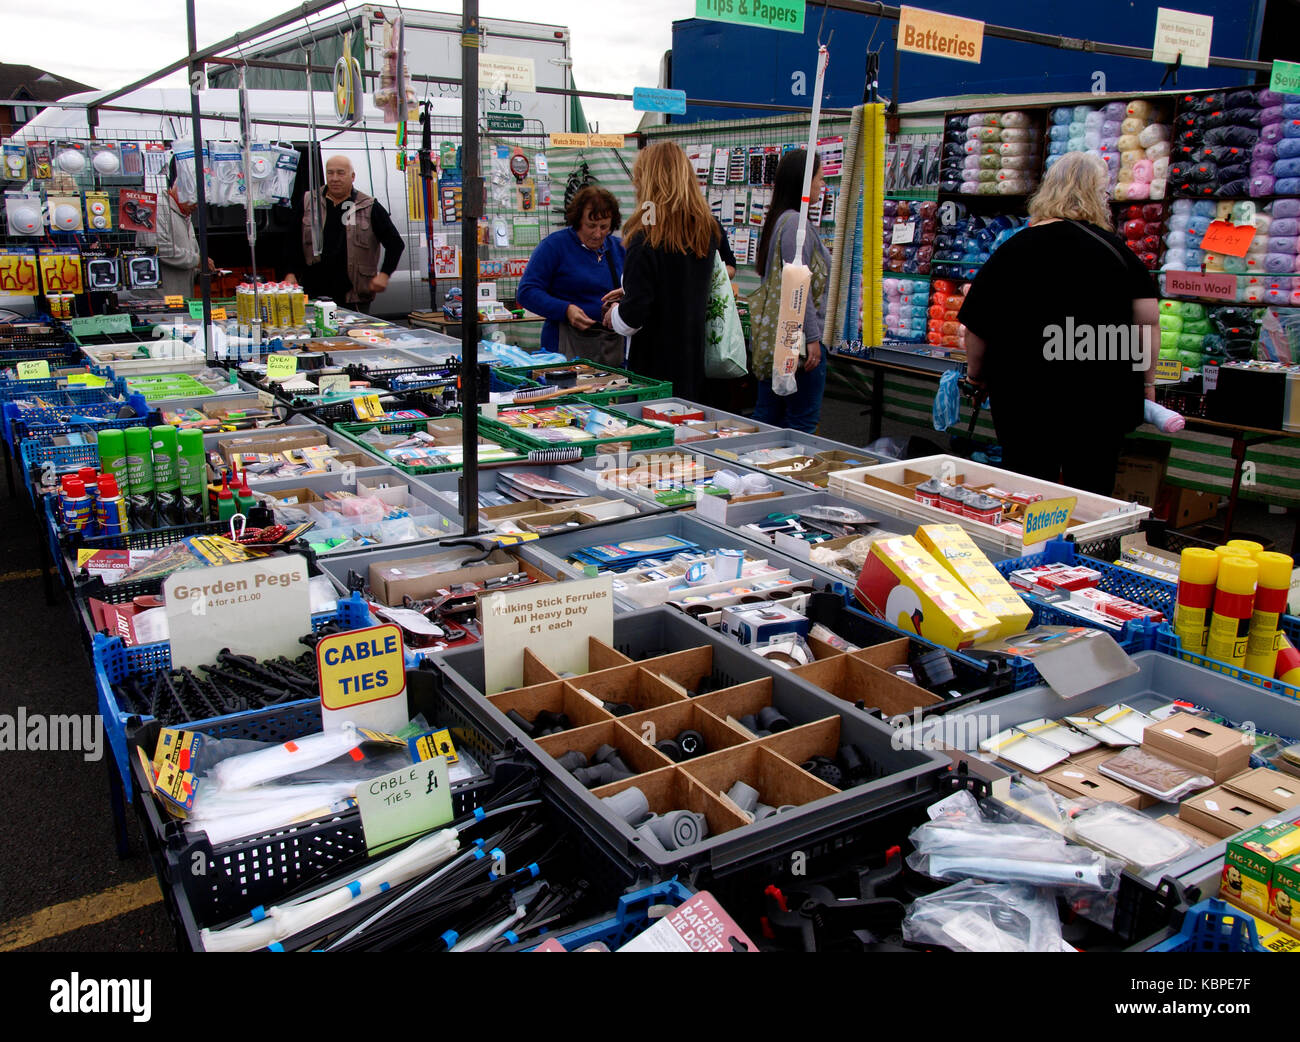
[{"x1": 752, "y1": 353, "x2": 828, "y2": 432}]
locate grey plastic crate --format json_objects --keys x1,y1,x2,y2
[
  {"x1": 432, "y1": 606, "x2": 951, "y2": 878},
  {"x1": 251, "y1": 465, "x2": 461, "y2": 553},
  {"x1": 712, "y1": 490, "x2": 914, "y2": 586},
  {"x1": 936, "y1": 650, "x2": 1300, "y2": 883},
  {"x1": 559, "y1": 445, "x2": 807, "y2": 508},
  {"x1": 331, "y1": 344, "x2": 460, "y2": 369},
  {"x1": 516, "y1": 512, "x2": 833, "y2": 610},
  {"x1": 692, "y1": 429, "x2": 886, "y2": 487},
  {"x1": 413, "y1": 464, "x2": 664, "y2": 530},
  {"x1": 605, "y1": 397, "x2": 780, "y2": 436}
]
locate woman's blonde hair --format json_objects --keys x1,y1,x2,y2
[
  {"x1": 1028, "y1": 151, "x2": 1112, "y2": 230},
  {"x1": 621, "y1": 142, "x2": 716, "y2": 257}
]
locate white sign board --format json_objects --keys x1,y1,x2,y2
[
  {"x1": 1152, "y1": 8, "x2": 1214, "y2": 68},
  {"x1": 481, "y1": 575, "x2": 614, "y2": 694},
  {"x1": 164, "y1": 555, "x2": 312, "y2": 669},
  {"x1": 479, "y1": 56, "x2": 536, "y2": 94}
]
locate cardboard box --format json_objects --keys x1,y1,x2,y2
[
  {"x1": 1225, "y1": 768, "x2": 1300, "y2": 813},
  {"x1": 1158, "y1": 483, "x2": 1219, "y2": 528},
  {"x1": 356, "y1": 476, "x2": 411, "y2": 507},
  {"x1": 1112, "y1": 443, "x2": 1169, "y2": 508},
  {"x1": 1041, "y1": 764, "x2": 1142, "y2": 807},
  {"x1": 854, "y1": 535, "x2": 1001, "y2": 650},
  {"x1": 1157, "y1": 813, "x2": 1220, "y2": 848},
  {"x1": 915, "y1": 523, "x2": 1033, "y2": 639},
  {"x1": 1269, "y1": 854, "x2": 1300, "y2": 933},
  {"x1": 368, "y1": 547, "x2": 552, "y2": 606},
  {"x1": 1221, "y1": 821, "x2": 1300, "y2": 914},
  {"x1": 1143, "y1": 712, "x2": 1253, "y2": 783},
  {"x1": 1180, "y1": 786, "x2": 1279, "y2": 839}
]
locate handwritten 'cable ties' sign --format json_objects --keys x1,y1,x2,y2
[
  {"x1": 1022, "y1": 496, "x2": 1078, "y2": 547},
  {"x1": 897, "y1": 5, "x2": 985, "y2": 64},
  {"x1": 695, "y1": 0, "x2": 805, "y2": 34}
]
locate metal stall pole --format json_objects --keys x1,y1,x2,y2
[
  {"x1": 459, "y1": 0, "x2": 482, "y2": 535},
  {"x1": 186, "y1": 0, "x2": 214, "y2": 357}
]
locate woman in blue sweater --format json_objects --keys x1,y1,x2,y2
[{"x1": 517, "y1": 186, "x2": 626, "y2": 364}]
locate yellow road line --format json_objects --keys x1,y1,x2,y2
[
  {"x1": 0, "y1": 569, "x2": 40, "y2": 583},
  {"x1": 0, "y1": 877, "x2": 162, "y2": 952}
]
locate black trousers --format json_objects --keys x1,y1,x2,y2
[{"x1": 994, "y1": 418, "x2": 1128, "y2": 497}]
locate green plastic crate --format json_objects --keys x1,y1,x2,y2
[
  {"x1": 495, "y1": 359, "x2": 672, "y2": 406},
  {"x1": 334, "y1": 412, "x2": 533, "y2": 475},
  {"x1": 493, "y1": 403, "x2": 675, "y2": 458},
  {"x1": 124, "y1": 372, "x2": 216, "y2": 401}
]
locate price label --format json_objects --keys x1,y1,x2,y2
[
  {"x1": 633, "y1": 87, "x2": 688, "y2": 115},
  {"x1": 548, "y1": 133, "x2": 591, "y2": 148},
  {"x1": 356, "y1": 759, "x2": 452, "y2": 856},
  {"x1": 164, "y1": 295, "x2": 184, "y2": 308},
  {"x1": 16, "y1": 360, "x2": 50, "y2": 380},
  {"x1": 317, "y1": 373, "x2": 351, "y2": 394},
  {"x1": 352, "y1": 393, "x2": 385, "y2": 421},
  {"x1": 265, "y1": 353, "x2": 298, "y2": 382},
  {"x1": 1152, "y1": 7, "x2": 1214, "y2": 68},
  {"x1": 891, "y1": 223, "x2": 916, "y2": 245},
  {"x1": 66, "y1": 373, "x2": 108, "y2": 387},
  {"x1": 1200, "y1": 220, "x2": 1257, "y2": 258},
  {"x1": 588, "y1": 134, "x2": 627, "y2": 149},
  {"x1": 1202, "y1": 364, "x2": 1219, "y2": 392},
  {"x1": 210, "y1": 307, "x2": 228, "y2": 321}
]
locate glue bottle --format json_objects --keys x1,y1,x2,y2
[
  {"x1": 1172, "y1": 547, "x2": 1219, "y2": 655},
  {"x1": 1205, "y1": 555, "x2": 1259, "y2": 667},
  {"x1": 1244, "y1": 552, "x2": 1294, "y2": 677},
  {"x1": 1226, "y1": 539, "x2": 1265, "y2": 558},
  {"x1": 216, "y1": 478, "x2": 238, "y2": 522}
]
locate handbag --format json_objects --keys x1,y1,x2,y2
[
  {"x1": 704, "y1": 250, "x2": 748, "y2": 379},
  {"x1": 556, "y1": 246, "x2": 627, "y2": 367}
]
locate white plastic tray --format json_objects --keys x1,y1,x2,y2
[{"x1": 827, "y1": 454, "x2": 1148, "y2": 554}]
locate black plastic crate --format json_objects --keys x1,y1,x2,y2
[
  {"x1": 432, "y1": 606, "x2": 951, "y2": 884},
  {"x1": 128, "y1": 669, "x2": 520, "y2": 949}
]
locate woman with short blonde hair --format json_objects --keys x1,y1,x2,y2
[
  {"x1": 957, "y1": 150, "x2": 1160, "y2": 494},
  {"x1": 605, "y1": 142, "x2": 723, "y2": 402}
]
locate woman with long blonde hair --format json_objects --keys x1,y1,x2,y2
[
  {"x1": 603, "y1": 142, "x2": 722, "y2": 402},
  {"x1": 958, "y1": 151, "x2": 1160, "y2": 494}
]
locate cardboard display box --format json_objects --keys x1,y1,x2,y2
[
  {"x1": 368, "y1": 546, "x2": 553, "y2": 605},
  {"x1": 1180, "y1": 786, "x2": 1278, "y2": 839},
  {"x1": 1041, "y1": 764, "x2": 1143, "y2": 807},
  {"x1": 1157, "y1": 483, "x2": 1220, "y2": 528},
  {"x1": 1143, "y1": 713, "x2": 1253, "y2": 784},
  {"x1": 1157, "y1": 813, "x2": 1220, "y2": 848},
  {"x1": 1225, "y1": 768, "x2": 1300, "y2": 814},
  {"x1": 1112, "y1": 443, "x2": 1169, "y2": 508},
  {"x1": 1220, "y1": 820, "x2": 1300, "y2": 916}
]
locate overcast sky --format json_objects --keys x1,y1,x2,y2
[{"x1": 5, "y1": 0, "x2": 699, "y2": 131}]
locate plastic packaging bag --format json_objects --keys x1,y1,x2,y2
[
  {"x1": 902, "y1": 881, "x2": 1065, "y2": 952},
  {"x1": 1067, "y1": 802, "x2": 1198, "y2": 873},
  {"x1": 907, "y1": 819, "x2": 1118, "y2": 890},
  {"x1": 932, "y1": 368, "x2": 960, "y2": 431},
  {"x1": 704, "y1": 252, "x2": 747, "y2": 378}
]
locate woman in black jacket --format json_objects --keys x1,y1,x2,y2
[
  {"x1": 959, "y1": 151, "x2": 1160, "y2": 494},
  {"x1": 603, "y1": 142, "x2": 720, "y2": 403}
]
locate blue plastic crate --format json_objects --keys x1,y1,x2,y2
[
  {"x1": 1147, "y1": 899, "x2": 1270, "y2": 952},
  {"x1": 4, "y1": 390, "x2": 151, "y2": 449},
  {"x1": 532, "y1": 881, "x2": 695, "y2": 951},
  {"x1": 91, "y1": 593, "x2": 380, "y2": 800},
  {"x1": 994, "y1": 538, "x2": 1300, "y2": 696},
  {"x1": 0, "y1": 367, "x2": 121, "y2": 401}
]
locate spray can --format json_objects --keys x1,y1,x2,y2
[
  {"x1": 58, "y1": 475, "x2": 76, "y2": 531},
  {"x1": 1172, "y1": 547, "x2": 1219, "y2": 656},
  {"x1": 63, "y1": 478, "x2": 92, "y2": 533},
  {"x1": 97, "y1": 428, "x2": 129, "y2": 493},
  {"x1": 290, "y1": 284, "x2": 307, "y2": 326},
  {"x1": 95, "y1": 474, "x2": 128, "y2": 536},
  {"x1": 1226, "y1": 539, "x2": 1265, "y2": 558},
  {"x1": 123, "y1": 427, "x2": 156, "y2": 529},
  {"x1": 1206, "y1": 556, "x2": 1259, "y2": 667},
  {"x1": 1276, "y1": 635, "x2": 1300, "y2": 686},
  {"x1": 176, "y1": 428, "x2": 207, "y2": 523},
  {"x1": 1244, "y1": 552, "x2": 1294, "y2": 677},
  {"x1": 76, "y1": 466, "x2": 100, "y2": 536},
  {"x1": 274, "y1": 282, "x2": 293, "y2": 328},
  {"x1": 150, "y1": 425, "x2": 182, "y2": 526}
]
